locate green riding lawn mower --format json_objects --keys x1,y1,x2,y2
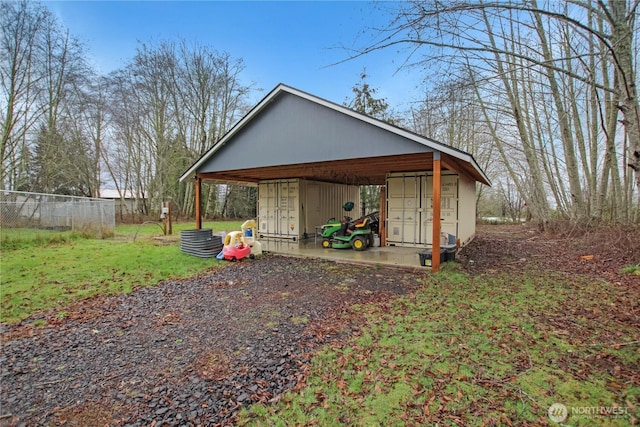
[{"x1": 319, "y1": 209, "x2": 380, "y2": 251}]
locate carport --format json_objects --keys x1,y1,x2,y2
[{"x1": 180, "y1": 84, "x2": 490, "y2": 271}]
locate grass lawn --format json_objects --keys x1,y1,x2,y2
[
  {"x1": 0, "y1": 221, "x2": 242, "y2": 323},
  {"x1": 239, "y1": 264, "x2": 639, "y2": 426}
]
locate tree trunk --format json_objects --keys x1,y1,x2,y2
[
  {"x1": 481, "y1": 11, "x2": 550, "y2": 227},
  {"x1": 608, "y1": 1, "x2": 640, "y2": 200},
  {"x1": 531, "y1": 1, "x2": 585, "y2": 219}
]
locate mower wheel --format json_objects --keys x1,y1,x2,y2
[
  {"x1": 321, "y1": 238, "x2": 332, "y2": 248},
  {"x1": 351, "y1": 235, "x2": 367, "y2": 251}
]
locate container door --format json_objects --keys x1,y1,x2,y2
[
  {"x1": 421, "y1": 174, "x2": 459, "y2": 244},
  {"x1": 278, "y1": 180, "x2": 299, "y2": 238},
  {"x1": 440, "y1": 175, "x2": 459, "y2": 238},
  {"x1": 258, "y1": 181, "x2": 278, "y2": 237},
  {"x1": 386, "y1": 174, "x2": 421, "y2": 245},
  {"x1": 288, "y1": 180, "x2": 299, "y2": 237}
]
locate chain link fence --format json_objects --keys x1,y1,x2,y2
[{"x1": 0, "y1": 190, "x2": 115, "y2": 233}]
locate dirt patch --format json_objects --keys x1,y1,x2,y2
[
  {"x1": 459, "y1": 223, "x2": 639, "y2": 287},
  {"x1": 0, "y1": 255, "x2": 425, "y2": 426},
  {"x1": 460, "y1": 224, "x2": 639, "y2": 338}
]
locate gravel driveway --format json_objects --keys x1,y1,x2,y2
[{"x1": 1, "y1": 255, "x2": 425, "y2": 426}]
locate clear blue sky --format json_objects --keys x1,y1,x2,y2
[{"x1": 47, "y1": 1, "x2": 424, "y2": 110}]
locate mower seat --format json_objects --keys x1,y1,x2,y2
[{"x1": 354, "y1": 218, "x2": 369, "y2": 228}]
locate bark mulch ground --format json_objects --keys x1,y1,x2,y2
[{"x1": 0, "y1": 256, "x2": 426, "y2": 426}]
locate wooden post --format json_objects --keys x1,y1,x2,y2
[
  {"x1": 168, "y1": 201, "x2": 173, "y2": 235},
  {"x1": 432, "y1": 153, "x2": 441, "y2": 272},
  {"x1": 379, "y1": 186, "x2": 386, "y2": 246},
  {"x1": 195, "y1": 176, "x2": 202, "y2": 229},
  {"x1": 162, "y1": 202, "x2": 168, "y2": 236}
]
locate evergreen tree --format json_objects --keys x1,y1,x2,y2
[
  {"x1": 345, "y1": 70, "x2": 393, "y2": 124},
  {"x1": 344, "y1": 70, "x2": 394, "y2": 215}
]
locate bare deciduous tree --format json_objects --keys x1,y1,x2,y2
[
  {"x1": 354, "y1": 0, "x2": 639, "y2": 224},
  {"x1": 104, "y1": 40, "x2": 252, "y2": 219},
  {"x1": 1, "y1": 0, "x2": 48, "y2": 186}
]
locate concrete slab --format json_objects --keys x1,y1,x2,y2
[{"x1": 258, "y1": 237, "x2": 431, "y2": 271}]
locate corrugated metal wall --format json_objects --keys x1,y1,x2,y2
[{"x1": 301, "y1": 180, "x2": 360, "y2": 236}]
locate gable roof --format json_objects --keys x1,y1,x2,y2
[{"x1": 179, "y1": 83, "x2": 490, "y2": 186}]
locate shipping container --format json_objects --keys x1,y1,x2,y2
[
  {"x1": 421, "y1": 173, "x2": 459, "y2": 245},
  {"x1": 386, "y1": 172, "x2": 460, "y2": 247},
  {"x1": 257, "y1": 179, "x2": 360, "y2": 240},
  {"x1": 386, "y1": 174, "x2": 422, "y2": 245}
]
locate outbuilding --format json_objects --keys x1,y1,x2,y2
[{"x1": 180, "y1": 84, "x2": 490, "y2": 271}]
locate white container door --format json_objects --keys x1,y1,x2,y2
[
  {"x1": 258, "y1": 181, "x2": 278, "y2": 237},
  {"x1": 421, "y1": 174, "x2": 459, "y2": 244},
  {"x1": 278, "y1": 180, "x2": 299, "y2": 238},
  {"x1": 386, "y1": 174, "x2": 422, "y2": 245}
]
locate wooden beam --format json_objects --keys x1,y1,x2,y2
[
  {"x1": 199, "y1": 172, "x2": 261, "y2": 184},
  {"x1": 432, "y1": 154, "x2": 441, "y2": 272},
  {"x1": 195, "y1": 153, "x2": 441, "y2": 186},
  {"x1": 379, "y1": 186, "x2": 386, "y2": 247},
  {"x1": 440, "y1": 154, "x2": 459, "y2": 172},
  {"x1": 195, "y1": 176, "x2": 202, "y2": 229}
]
